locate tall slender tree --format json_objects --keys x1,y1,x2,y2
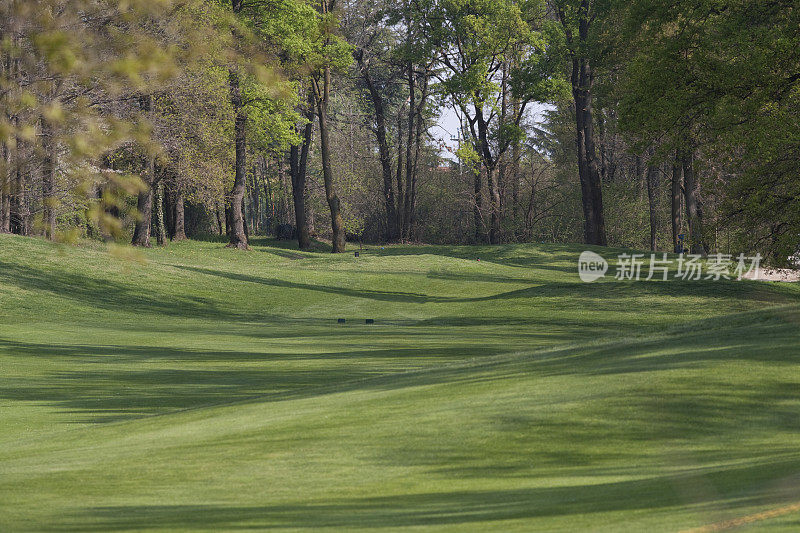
[
  {"x1": 288, "y1": 93, "x2": 314, "y2": 249},
  {"x1": 224, "y1": 0, "x2": 250, "y2": 249},
  {"x1": 311, "y1": 0, "x2": 347, "y2": 252},
  {"x1": 551, "y1": 0, "x2": 608, "y2": 246}
]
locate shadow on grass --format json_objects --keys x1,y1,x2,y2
[
  {"x1": 176, "y1": 264, "x2": 455, "y2": 303},
  {"x1": 3, "y1": 307, "x2": 797, "y2": 425},
  {"x1": 424, "y1": 268, "x2": 564, "y2": 283},
  {"x1": 0, "y1": 261, "x2": 246, "y2": 321},
  {"x1": 0, "y1": 338, "x2": 507, "y2": 423},
  {"x1": 0, "y1": 253, "x2": 792, "y2": 329},
  {"x1": 521, "y1": 307, "x2": 800, "y2": 379},
  {"x1": 248, "y1": 236, "x2": 332, "y2": 253},
  {"x1": 175, "y1": 264, "x2": 793, "y2": 307},
  {"x1": 53, "y1": 455, "x2": 800, "y2": 530}
]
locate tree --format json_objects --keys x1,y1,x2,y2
[
  {"x1": 224, "y1": 0, "x2": 250, "y2": 249},
  {"x1": 645, "y1": 158, "x2": 658, "y2": 251},
  {"x1": 345, "y1": 0, "x2": 435, "y2": 242},
  {"x1": 131, "y1": 94, "x2": 157, "y2": 247},
  {"x1": 670, "y1": 153, "x2": 682, "y2": 253},
  {"x1": 354, "y1": 44, "x2": 400, "y2": 242},
  {"x1": 288, "y1": 94, "x2": 314, "y2": 249},
  {"x1": 0, "y1": 0, "x2": 191, "y2": 242},
  {"x1": 431, "y1": 0, "x2": 561, "y2": 244},
  {"x1": 260, "y1": 0, "x2": 350, "y2": 251},
  {"x1": 309, "y1": 0, "x2": 351, "y2": 252},
  {"x1": 614, "y1": 0, "x2": 800, "y2": 256},
  {"x1": 0, "y1": 0, "x2": 247, "y2": 244},
  {"x1": 550, "y1": 0, "x2": 611, "y2": 246}
]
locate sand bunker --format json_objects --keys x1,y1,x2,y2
[{"x1": 742, "y1": 268, "x2": 800, "y2": 282}]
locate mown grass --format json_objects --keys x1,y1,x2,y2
[{"x1": 1, "y1": 234, "x2": 799, "y2": 531}]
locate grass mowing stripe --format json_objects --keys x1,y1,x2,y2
[{"x1": 1, "y1": 235, "x2": 800, "y2": 531}]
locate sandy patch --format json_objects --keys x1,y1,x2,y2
[{"x1": 742, "y1": 268, "x2": 800, "y2": 282}]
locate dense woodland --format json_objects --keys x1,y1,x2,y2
[{"x1": 0, "y1": 0, "x2": 798, "y2": 261}]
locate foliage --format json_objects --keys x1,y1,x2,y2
[
  {"x1": 616, "y1": 0, "x2": 800, "y2": 260},
  {"x1": 0, "y1": 0, "x2": 797, "y2": 259}
]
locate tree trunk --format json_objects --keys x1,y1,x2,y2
[
  {"x1": 510, "y1": 97, "x2": 521, "y2": 223},
  {"x1": 8, "y1": 41, "x2": 28, "y2": 236},
  {"x1": 395, "y1": 107, "x2": 405, "y2": 238},
  {"x1": 226, "y1": 68, "x2": 248, "y2": 250},
  {"x1": 407, "y1": 71, "x2": 428, "y2": 241},
  {"x1": 277, "y1": 156, "x2": 290, "y2": 225},
  {"x1": 131, "y1": 187, "x2": 153, "y2": 247},
  {"x1": 163, "y1": 183, "x2": 174, "y2": 237},
  {"x1": 316, "y1": 68, "x2": 345, "y2": 253},
  {"x1": 358, "y1": 53, "x2": 398, "y2": 242},
  {"x1": 475, "y1": 103, "x2": 501, "y2": 245},
  {"x1": 0, "y1": 47, "x2": 10, "y2": 233},
  {"x1": 264, "y1": 162, "x2": 274, "y2": 230},
  {"x1": 215, "y1": 202, "x2": 224, "y2": 235},
  {"x1": 242, "y1": 197, "x2": 249, "y2": 239},
  {"x1": 486, "y1": 165, "x2": 501, "y2": 244},
  {"x1": 154, "y1": 179, "x2": 166, "y2": 246},
  {"x1": 682, "y1": 149, "x2": 706, "y2": 255},
  {"x1": 473, "y1": 166, "x2": 483, "y2": 243},
  {"x1": 11, "y1": 126, "x2": 28, "y2": 236},
  {"x1": 41, "y1": 118, "x2": 57, "y2": 240},
  {"x1": 306, "y1": 179, "x2": 315, "y2": 236},
  {"x1": 403, "y1": 62, "x2": 415, "y2": 241},
  {"x1": 249, "y1": 161, "x2": 258, "y2": 234},
  {"x1": 557, "y1": 2, "x2": 607, "y2": 246},
  {"x1": 1, "y1": 142, "x2": 10, "y2": 233},
  {"x1": 132, "y1": 95, "x2": 154, "y2": 247},
  {"x1": 525, "y1": 173, "x2": 536, "y2": 238},
  {"x1": 572, "y1": 56, "x2": 607, "y2": 246},
  {"x1": 225, "y1": 203, "x2": 231, "y2": 237},
  {"x1": 0, "y1": 191, "x2": 8, "y2": 235},
  {"x1": 289, "y1": 101, "x2": 313, "y2": 249},
  {"x1": 671, "y1": 152, "x2": 682, "y2": 253},
  {"x1": 173, "y1": 191, "x2": 187, "y2": 241},
  {"x1": 498, "y1": 61, "x2": 508, "y2": 220},
  {"x1": 646, "y1": 163, "x2": 659, "y2": 251}
]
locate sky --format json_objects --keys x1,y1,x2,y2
[{"x1": 430, "y1": 102, "x2": 554, "y2": 161}]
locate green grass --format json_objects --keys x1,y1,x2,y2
[{"x1": 1, "y1": 234, "x2": 800, "y2": 531}]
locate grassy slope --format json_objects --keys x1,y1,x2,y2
[{"x1": 1, "y1": 234, "x2": 799, "y2": 531}]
